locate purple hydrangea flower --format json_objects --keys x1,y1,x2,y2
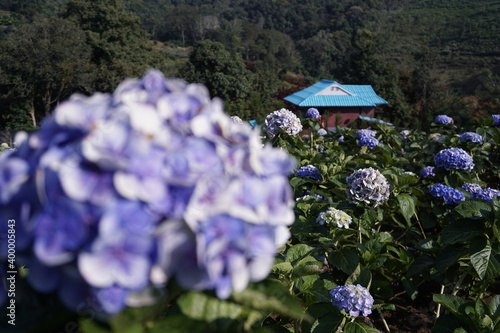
[
  {"x1": 346, "y1": 167, "x2": 390, "y2": 207},
  {"x1": 428, "y1": 183, "x2": 465, "y2": 205},
  {"x1": 434, "y1": 115, "x2": 453, "y2": 125},
  {"x1": 358, "y1": 136, "x2": 379, "y2": 149},
  {"x1": 265, "y1": 108, "x2": 303, "y2": 137},
  {"x1": 462, "y1": 183, "x2": 482, "y2": 194},
  {"x1": 329, "y1": 284, "x2": 374, "y2": 317},
  {"x1": 295, "y1": 165, "x2": 322, "y2": 181},
  {"x1": 420, "y1": 166, "x2": 435, "y2": 178},
  {"x1": 0, "y1": 69, "x2": 296, "y2": 313},
  {"x1": 471, "y1": 188, "x2": 500, "y2": 202},
  {"x1": 305, "y1": 108, "x2": 320, "y2": 119},
  {"x1": 434, "y1": 148, "x2": 474, "y2": 171},
  {"x1": 459, "y1": 132, "x2": 482, "y2": 143},
  {"x1": 492, "y1": 114, "x2": 500, "y2": 126},
  {"x1": 317, "y1": 128, "x2": 327, "y2": 136},
  {"x1": 356, "y1": 129, "x2": 376, "y2": 139},
  {"x1": 338, "y1": 136, "x2": 345, "y2": 143}
]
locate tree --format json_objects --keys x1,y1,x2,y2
[
  {"x1": 63, "y1": 0, "x2": 167, "y2": 92},
  {"x1": 0, "y1": 16, "x2": 94, "y2": 128},
  {"x1": 180, "y1": 40, "x2": 253, "y2": 101}
]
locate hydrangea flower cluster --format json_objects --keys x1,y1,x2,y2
[
  {"x1": 296, "y1": 190, "x2": 324, "y2": 201},
  {"x1": 317, "y1": 128, "x2": 327, "y2": 136},
  {"x1": 471, "y1": 188, "x2": 500, "y2": 202},
  {"x1": 459, "y1": 132, "x2": 482, "y2": 143},
  {"x1": 400, "y1": 130, "x2": 411, "y2": 139},
  {"x1": 329, "y1": 284, "x2": 374, "y2": 317},
  {"x1": 434, "y1": 148, "x2": 474, "y2": 171},
  {"x1": 434, "y1": 115, "x2": 453, "y2": 125},
  {"x1": 420, "y1": 166, "x2": 436, "y2": 178},
  {"x1": 462, "y1": 183, "x2": 482, "y2": 194},
  {"x1": 346, "y1": 167, "x2": 390, "y2": 207},
  {"x1": 358, "y1": 136, "x2": 379, "y2": 149},
  {"x1": 492, "y1": 114, "x2": 500, "y2": 126},
  {"x1": 316, "y1": 207, "x2": 352, "y2": 229},
  {"x1": 356, "y1": 129, "x2": 376, "y2": 139},
  {"x1": 428, "y1": 184, "x2": 465, "y2": 205},
  {"x1": 338, "y1": 136, "x2": 345, "y2": 143},
  {"x1": 295, "y1": 165, "x2": 322, "y2": 181},
  {"x1": 0, "y1": 70, "x2": 296, "y2": 314},
  {"x1": 305, "y1": 107, "x2": 320, "y2": 119},
  {"x1": 264, "y1": 108, "x2": 303, "y2": 137}
]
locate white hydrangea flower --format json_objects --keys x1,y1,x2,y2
[{"x1": 316, "y1": 207, "x2": 352, "y2": 229}]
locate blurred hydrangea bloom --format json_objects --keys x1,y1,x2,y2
[
  {"x1": 462, "y1": 183, "x2": 482, "y2": 194},
  {"x1": 492, "y1": 114, "x2": 500, "y2": 126},
  {"x1": 338, "y1": 135, "x2": 345, "y2": 143},
  {"x1": 230, "y1": 115, "x2": 243, "y2": 124},
  {"x1": 316, "y1": 207, "x2": 352, "y2": 228},
  {"x1": 400, "y1": 130, "x2": 410, "y2": 139},
  {"x1": 356, "y1": 129, "x2": 376, "y2": 139},
  {"x1": 317, "y1": 128, "x2": 327, "y2": 136},
  {"x1": 434, "y1": 148, "x2": 474, "y2": 171},
  {"x1": 428, "y1": 183, "x2": 465, "y2": 205},
  {"x1": 264, "y1": 108, "x2": 303, "y2": 137},
  {"x1": 329, "y1": 284, "x2": 374, "y2": 317},
  {"x1": 0, "y1": 69, "x2": 296, "y2": 314},
  {"x1": 471, "y1": 188, "x2": 500, "y2": 202},
  {"x1": 420, "y1": 166, "x2": 435, "y2": 178},
  {"x1": 305, "y1": 107, "x2": 320, "y2": 119},
  {"x1": 434, "y1": 115, "x2": 453, "y2": 125},
  {"x1": 346, "y1": 167, "x2": 390, "y2": 207},
  {"x1": 357, "y1": 136, "x2": 379, "y2": 149},
  {"x1": 295, "y1": 165, "x2": 322, "y2": 181},
  {"x1": 459, "y1": 132, "x2": 482, "y2": 143}
]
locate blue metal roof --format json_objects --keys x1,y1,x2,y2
[
  {"x1": 283, "y1": 80, "x2": 388, "y2": 107},
  {"x1": 359, "y1": 115, "x2": 393, "y2": 126}
]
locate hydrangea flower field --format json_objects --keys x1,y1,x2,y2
[{"x1": 1, "y1": 71, "x2": 500, "y2": 333}]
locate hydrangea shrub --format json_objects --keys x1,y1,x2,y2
[{"x1": 346, "y1": 167, "x2": 390, "y2": 207}]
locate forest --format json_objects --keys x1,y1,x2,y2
[{"x1": 1, "y1": 0, "x2": 500, "y2": 132}]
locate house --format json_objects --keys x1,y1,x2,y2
[{"x1": 283, "y1": 80, "x2": 389, "y2": 129}]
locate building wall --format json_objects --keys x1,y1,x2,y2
[{"x1": 311, "y1": 107, "x2": 375, "y2": 128}]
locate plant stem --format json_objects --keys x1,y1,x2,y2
[
  {"x1": 435, "y1": 284, "x2": 445, "y2": 321},
  {"x1": 377, "y1": 308, "x2": 391, "y2": 332}
]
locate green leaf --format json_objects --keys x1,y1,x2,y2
[
  {"x1": 147, "y1": 315, "x2": 209, "y2": 333},
  {"x1": 441, "y1": 220, "x2": 485, "y2": 244},
  {"x1": 344, "y1": 321, "x2": 381, "y2": 333},
  {"x1": 433, "y1": 294, "x2": 475, "y2": 329},
  {"x1": 286, "y1": 244, "x2": 313, "y2": 265},
  {"x1": 292, "y1": 263, "x2": 322, "y2": 279},
  {"x1": 397, "y1": 193, "x2": 416, "y2": 225},
  {"x1": 177, "y1": 292, "x2": 244, "y2": 322},
  {"x1": 455, "y1": 199, "x2": 493, "y2": 220},
  {"x1": 401, "y1": 277, "x2": 418, "y2": 300},
  {"x1": 469, "y1": 237, "x2": 499, "y2": 280},
  {"x1": 488, "y1": 295, "x2": 500, "y2": 316},
  {"x1": 432, "y1": 314, "x2": 464, "y2": 333},
  {"x1": 328, "y1": 248, "x2": 360, "y2": 275},
  {"x1": 272, "y1": 262, "x2": 294, "y2": 275},
  {"x1": 232, "y1": 279, "x2": 309, "y2": 322},
  {"x1": 436, "y1": 245, "x2": 465, "y2": 273},
  {"x1": 302, "y1": 303, "x2": 344, "y2": 333},
  {"x1": 407, "y1": 255, "x2": 434, "y2": 276}
]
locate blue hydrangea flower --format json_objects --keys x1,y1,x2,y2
[
  {"x1": 434, "y1": 115, "x2": 453, "y2": 125},
  {"x1": 329, "y1": 284, "x2": 374, "y2": 317},
  {"x1": 346, "y1": 167, "x2": 390, "y2": 207},
  {"x1": 338, "y1": 136, "x2": 345, "y2": 142},
  {"x1": 358, "y1": 136, "x2": 379, "y2": 149},
  {"x1": 295, "y1": 165, "x2": 322, "y2": 181},
  {"x1": 296, "y1": 190, "x2": 324, "y2": 201},
  {"x1": 428, "y1": 183, "x2": 465, "y2": 205},
  {"x1": 420, "y1": 166, "x2": 435, "y2": 178},
  {"x1": 492, "y1": 114, "x2": 500, "y2": 126},
  {"x1": 305, "y1": 107, "x2": 320, "y2": 119},
  {"x1": 462, "y1": 183, "x2": 482, "y2": 194},
  {"x1": 265, "y1": 108, "x2": 303, "y2": 137},
  {"x1": 434, "y1": 148, "x2": 474, "y2": 171},
  {"x1": 459, "y1": 132, "x2": 482, "y2": 143},
  {"x1": 316, "y1": 207, "x2": 352, "y2": 228},
  {"x1": 317, "y1": 128, "x2": 327, "y2": 136},
  {"x1": 0, "y1": 69, "x2": 296, "y2": 313},
  {"x1": 356, "y1": 129, "x2": 376, "y2": 139},
  {"x1": 471, "y1": 188, "x2": 500, "y2": 202}
]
